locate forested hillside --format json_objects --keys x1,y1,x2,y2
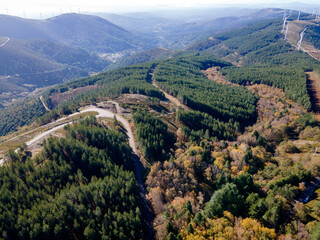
[
  {"x1": 0, "y1": 97, "x2": 46, "y2": 136},
  {"x1": 186, "y1": 18, "x2": 320, "y2": 110},
  {"x1": 0, "y1": 55, "x2": 257, "y2": 136},
  {"x1": 0, "y1": 117, "x2": 142, "y2": 239},
  {"x1": 1, "y1": 10, "x2": 320, "y2": 240},
  {"x1": 153, "y1": 56, "x2": 257, "y2": 126},
  {"x1": 305, "y1": 25, "x2": 320, "y2": 49},
  {"x1": 0, "y1": 63, "x2": 164, "y2": 136}
]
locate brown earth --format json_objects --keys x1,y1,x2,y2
[
  {"x1": 152, "y1": 80, "x2": 190, "y2": 111},
  {"x1": 50, "y1": 85, "x2": 97, "y2": 107},
  {"x1": 306, "y1": 71, "x2": 320, "y2": 121},
  {"x1": 202, "y1": 67, "x2": 238, "y2": 86}
]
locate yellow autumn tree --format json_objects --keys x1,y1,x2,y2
[{"x1": 240, "y1": 218, "x2": 276, "y2": 239}]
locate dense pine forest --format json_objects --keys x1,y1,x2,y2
[
  {"x1": 153, "y1": 56, "x2": 257, "y2": 126},
  {"x1": 133, "y1": 109, "x2": 171, "y2": 161},
  {"x1": 0, "y1": 117, "x2": 141, "y2": 239}
]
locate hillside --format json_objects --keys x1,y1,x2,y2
[
  {"x1": 101, "y1": 9, "x2": 288, "y2": 71},
  {"x1": 165, "y1": 8, "x2": 286, "y2": 47},
  {"x1": 0, "y1": 13, "x2": 145, "y2": 53},
  {"x1": 105, "y1": 47, "x2": 174, "y2": 71},
  {"x1": 96, "y1": 8, "x2": 289, "y2": 50},
  {"x1": 0, "y1": 38, "x2": 109, "y2": 106},
  {"x1": 184, "y1": 13, "x2": 320, "y2": 110},
  {"x1": 285, "y1": 18, "x2": 320, "y2": 60},
  {"x1": 2, "y1": 9, "x2": 320, "y2": 240},
  {"x1": 0, "y1": 9, "x2": 308, "y2": 106},
  {"x1": 0, "y1": 12, "x2": 159, "y2": 105}
]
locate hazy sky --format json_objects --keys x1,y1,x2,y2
[{"x1": 1, "y1": 0, "x2": 320, "y2": 18}]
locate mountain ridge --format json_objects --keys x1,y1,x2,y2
[{"x1": 0, "y1": 13, "x2": 141, "y2": 53}]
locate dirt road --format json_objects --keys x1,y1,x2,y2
[
  {"x1": 40, "y1": 96, "x2": 51, "y2": 111},
  {"x1": 152, "y1": 80, "x2": 190, "y2": 110}
]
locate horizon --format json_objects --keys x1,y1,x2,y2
[{"x1": 1, "y1": 1, "x2": 320, "y2": 19}]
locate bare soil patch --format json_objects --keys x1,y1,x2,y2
[{"x1": 50, "y1": 85, "x2": 97, "y2": 107}]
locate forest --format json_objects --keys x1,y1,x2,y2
[
  {"x1": 146, "y1": 109, "x2": 320, "y2": 239},
  {"x1": 153, "y1": 56, "x2": 257, "y2": 126},
  {"x1": 0, "y1": 63, "x2": 165, "y2": 136},
  {"x1": 1, "y1": 12, "x2": 320, "y2": 240},
  {"x1": 203, "y1": 19, "x2": 320, "y2": 110},
  {"x1": 0, "y1": 117, "x2": 142, "y2": 239},
  {"x1": 305, "y1": 25, "x2": 320, "y2": 49},
  {"x1": 220, "y1": 65, "x2": 311, "y2": 109},
  {"x1": 176, "y1": 110, "x2": 239, "y2": 141},
  {"x1": 0, "y1": 97, "x2": 46, "y2": 136},
  {"x1": 133, "y1": 109, "x2": 171, "y2": 161}
]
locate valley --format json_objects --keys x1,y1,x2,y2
[{"x1": 1, "y1": 6, "x2": 320, "y2": 240}]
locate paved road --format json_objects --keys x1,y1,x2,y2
[{"x1": 0, "y1": 105, "x2": 155, "y2": 239}]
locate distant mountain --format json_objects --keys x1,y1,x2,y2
[
  {"x1": 95, "y1": 8, "x2": 286, "y2": 49},
  {"x1": 0, "y1": 13, "x2": 145, "y2": 53},
  {"x1": 184, "y1": 9, "x2": 312, "y2": 59},
  {"x1": 93, "y1": 13, "x2": 178, "y2": 35},
  {"x1": 0, "y1": 37, "x2": 109, "y2": 104},
  {"x1": 165, "y1": 8, "x2": 286, "y2": 48},
  {"x1": 179, "y1": 8, "x2": 284, "y2": 34}
]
